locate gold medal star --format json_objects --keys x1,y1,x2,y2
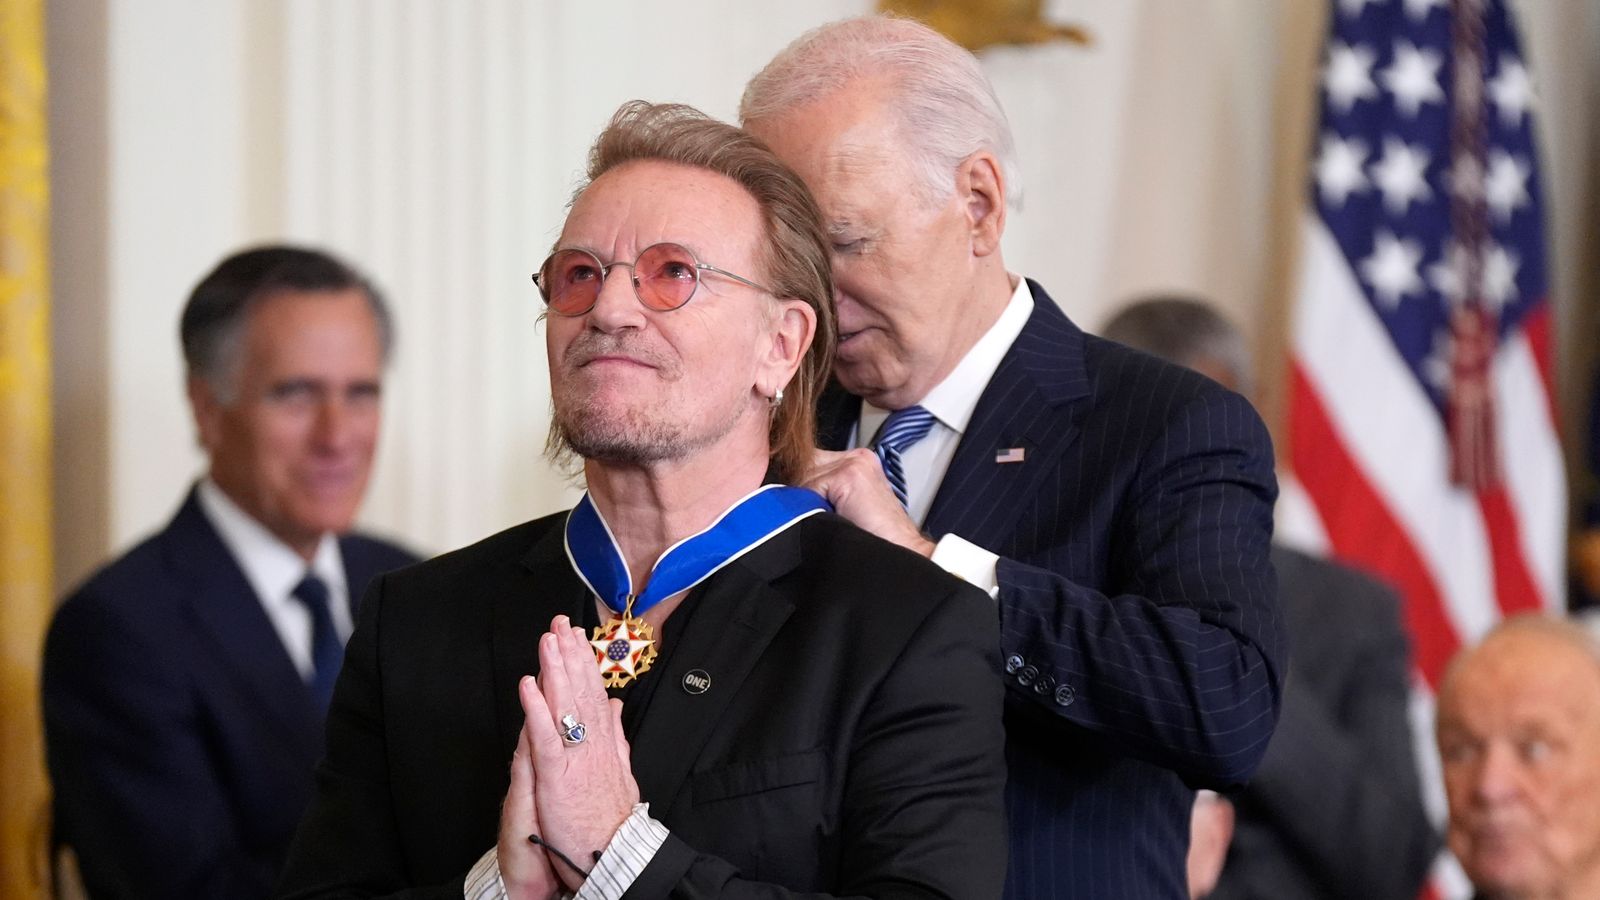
[{"x1": 590, "y1": 615, "x2": 658, "y2": 688}]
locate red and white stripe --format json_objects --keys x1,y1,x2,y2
[{"x1": 1283, "y1": 211, "x2": 1565, "y2": 900}]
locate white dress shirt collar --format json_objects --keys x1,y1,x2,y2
[
  {"x1": 860, "y1": 276, "x2": 1035, "y2": 440},
  {"x1": 196, "y1": 478, "x2": 353, "y2": 678},
  {"x1": 851, "y1": 277, "x2": 1034, "y2": 528}
]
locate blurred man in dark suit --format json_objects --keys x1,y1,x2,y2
[
  {"x1": 742, "y1": 17, "x2": 1286, "y2": 899},
  {"x1": 43, "y1": 245, "x2": 418, "y2": 899},
  {"x1": 1104, "y1": 295, "x2": 1438, "y2": 900},
  {"x1": 1437, "y1": 615, "x2": 1600, "y2": 900},
  {"x1": 1572, "y1": 362, "x2": 1600, "y2": 610}
]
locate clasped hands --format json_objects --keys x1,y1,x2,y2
[
  {"x1": 498, "y1": 615, "x2": 639, "y2": 899},
  {"x1": 496, "y1": 449, "x2": 915, "y2": 897}
]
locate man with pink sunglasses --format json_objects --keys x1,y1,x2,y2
[{"x1": 278, "y1": 101, "x2": 1008, "y2": 900}]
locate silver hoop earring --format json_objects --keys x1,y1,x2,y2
[{"x1": 769, "y1": 388, "x2": 784, "y2": 408}]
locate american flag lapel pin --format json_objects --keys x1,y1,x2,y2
[{"x1": 995, "y1": 446, "x2": 1026, "y2": 464}]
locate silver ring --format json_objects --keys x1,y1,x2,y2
[{"x1": 559, "y1": 713, "x2": 587, "y2": 745}]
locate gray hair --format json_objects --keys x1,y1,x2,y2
[
  {"x1": 1100, "y1": 296, "x2": 1253, "y2": 395},
  {"x1": 180, "y1": 245, "x2": 393, "y2": 404},
  {"x1": 740, "y1": 15, "x2": 1022, "y2": 209}
]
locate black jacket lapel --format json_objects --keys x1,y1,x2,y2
[
  {"x1": 924, "y1": 282, "x2": 1092, "y2": 551},
  {"x1": 337, "y1": 536, "x2": 417, "y2": 620},
  {"x1": 492, "y1": 521, "x2": 590, "y2": 753},
  {"x1": 166, "y1": 490, "x2": 324, "y2": 759},
  {"x1": 624, "y1": 530, "x2": 802, "y2": 813}
]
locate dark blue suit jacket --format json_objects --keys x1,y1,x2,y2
[
  {"x1": 819, "y1": 282, "x2": 1286, "y2": 899},
  {"x1": 42, "y1": 488, "x2": 417, "y2": 900}
]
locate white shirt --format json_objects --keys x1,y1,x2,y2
[
  {"x1": 196, "y1": 478, "x2": 353, "y2": 680},
  {"x1": 854, "y1": 276, "x2": 1034, "y2": 594}
]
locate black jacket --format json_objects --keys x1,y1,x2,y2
[{"x1": 277, "y1": 510, "x2": 1008, "y2": 899}]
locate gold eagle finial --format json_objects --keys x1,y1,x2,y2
[{"x1": 876, "y1": 0, "x2": 1092, "y2": 52}]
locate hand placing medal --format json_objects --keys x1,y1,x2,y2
[
  {"x1": 800, "y1": 448, "x2": 936, "y2": 558},
  {"x1": 498, "y1": 615, "x2": 641, "y2": 897}
]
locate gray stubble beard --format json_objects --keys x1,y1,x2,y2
[{"x1": 545, "y1": 392, "x2": 748, "y2": 473}]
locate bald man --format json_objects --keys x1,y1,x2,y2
[{"x1": 1436, "y1": 615, "x2": 1600, "y2": 900}]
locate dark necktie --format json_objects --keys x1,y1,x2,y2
[
  {"x1": 872, "y1": 405, "x2": 937, "y2": 509},
  {"x1": 292, "y1": 573, "x2": 342, "y2": 710}
]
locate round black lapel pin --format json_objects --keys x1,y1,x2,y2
[{"x1": 682, "y1": 669, "x2": 711, "y2": 695}]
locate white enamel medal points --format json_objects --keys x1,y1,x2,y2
[{"x1": 590, "y1": 595, "x2": 657, "y2": 688}]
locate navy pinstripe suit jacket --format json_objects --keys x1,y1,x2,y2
[{"x1": 819, "y1": 281, "x2": 1287, "y2": 900}]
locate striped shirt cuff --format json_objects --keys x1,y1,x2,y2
[
  {"x1": 932, "y1": 533, "x2": 1000, "y2": 598},
  {"x1": 461, "y1": 804, "x2": 668, "y2": 900},
  {"x1": 573, "y1": 803, "x2": 670, "y2": 900},
  {"x1": 463, "y1": 846, "x2": 506, "y2": 900}
]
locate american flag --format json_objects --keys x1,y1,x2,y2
[{"x1": 1281, "y1": 0, "x2": 1564, "y2": 894}]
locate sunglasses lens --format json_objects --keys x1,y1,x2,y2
[
  {"x1": 634, "y1": 243, "x2": 699, "y2": 310},
  {"x1": 541, "y1": 250, "x2": 603, "y2": 314}
]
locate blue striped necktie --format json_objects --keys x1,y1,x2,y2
[
  {"x1": 292, "y1": 573, "x2": 342, "y2": 710},
  {"x1": 872, "y1": 405, "x2": 937, "y2": 509}
]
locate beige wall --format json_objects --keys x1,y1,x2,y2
[{"x1": 49, "y1": 0, "x2": 1600, "y2": 598}]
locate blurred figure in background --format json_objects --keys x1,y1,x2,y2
[
  {"x1": 42, "y1": 245, "x2": 418, "y2": 899},
  {"x1": 1436, "y1": 614, "x2": 1600, "y2": 900},
  {"x1": 1571, "y1": 362, "x2": 1600, "y2": 611},
  {"x1": 1104, "y1": 296, "x2": 1437, "y2": 900}
]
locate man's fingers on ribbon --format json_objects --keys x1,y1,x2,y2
[
  {"x1": 806, "y1": 447, "x2": 850, "y2": 476},
  {"x1": 806, "y1": 448, "x2": 896, "y2": 506},
  {"x1": 804, "y1": 448, "x2": 885, "y2": 504},
  {"x1": 805, "y1": 447, "x2": 932, "y2": 555}
]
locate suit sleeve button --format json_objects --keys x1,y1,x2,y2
[
  {"x1": 1033, "y1": 674, "x2": 1056, "y2": 696},
  {"x1": 1005, "y1": 654, "x2": 1025, "y2": 674},
  {"x1": 1017, "y1": 665, "x2": 1038, "y2": 686},
  {"x1": 1054, "y1": 684, "x2": 1076, "y2": 706}
]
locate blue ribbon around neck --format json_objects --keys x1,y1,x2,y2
[{"x1": 564, "y1": 485, "x2": 831, "y2": 616}]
